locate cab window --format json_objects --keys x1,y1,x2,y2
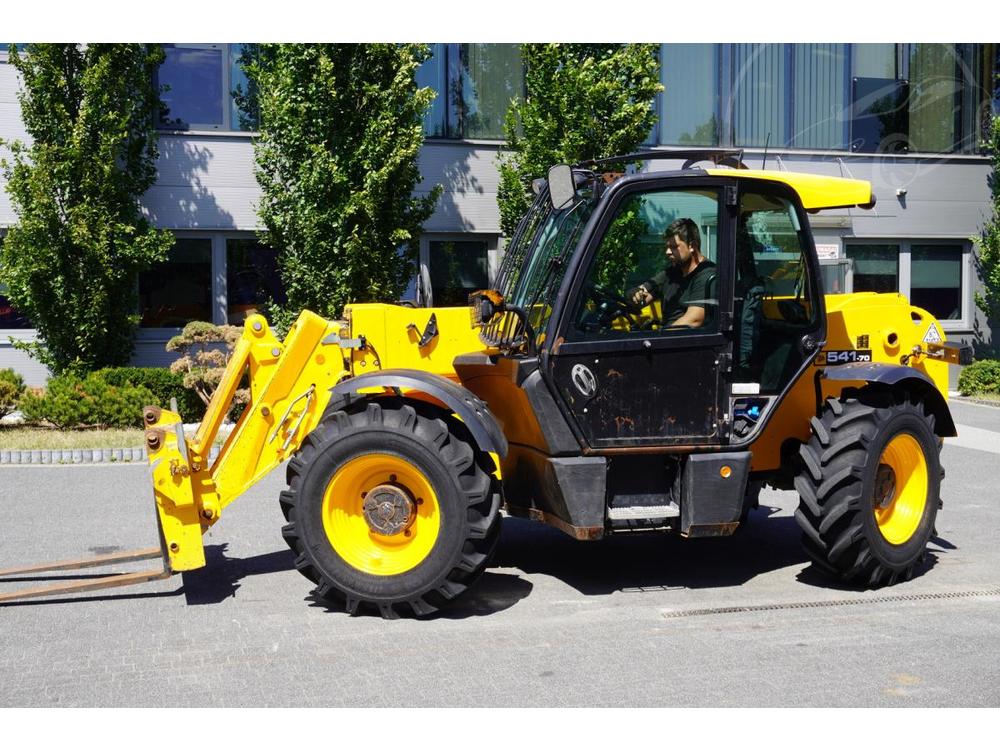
[
  {"x1": 735, "y1": 190, "x2": 819, "y2": 390},
  {"x1": 569, "y1": 188, "x2": 721, "y2": 340}
]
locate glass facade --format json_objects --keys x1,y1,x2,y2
[
  {"x1": 847, "y1": 244, "x2": 900, "y2": 294},
  {"x1": 417, "y1": 43, "x2": 522, "y2": 140},
  {"x1": 226, "y1": 239, "x2": 286, "y2": 324},
  {"x1": 0, "y1": 235, "x2": 31, "y2": 329},
  {"x1": 910, "y1": 244, "x2": 963, "y2": 320},
  {"x1": 139, "y1": 238, "x2": 213, "y2": 327},
  {"x1": 846, "y1": 241, "x2": 969, "y2": 325},
  {"x1": 660, "y1": 44, "x2": 719, "y2": 145},
  {"x1": 428, "y1": 240, "x2": 489, "y2": 306},
  {"x1": 158, "y1": 43, "x2": 256, "y2": 131}
]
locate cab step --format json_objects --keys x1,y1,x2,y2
[{"x1": 607, "y1": 503, "x2": 680, "y2": 521}]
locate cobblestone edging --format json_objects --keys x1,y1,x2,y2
[
  {"x1": 0, "y1": 446, "x2": 223, "y2": 465},
  {"x1": 951, "y1": 395, "x2": 1000, "y2": 409}
]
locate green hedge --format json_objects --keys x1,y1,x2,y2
[
  {"x1": 19, "y1": 372, "x2": 155, "y2": 429},
  {"x1": 97, "y1": 367, "x2": 206, "y2": 423},
  {"x1": 18, "y1": 367, "x2": 210, "y2": 429},
  {"x1": 958, "y1": 359, "x2": 1000, "y2": 396},
  {"x1": 0, "y1": 368, "x2": 26, "y2": 419}
]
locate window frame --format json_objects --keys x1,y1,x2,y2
[
  {"x1": 0, "y1": 228, "x2": 36, "y2": 336},
  {"x1": 419, "y1": 233, "x2": 498, "y2": 307},
  {"x1": 135, "y1": 231, "x2": 228, "y2": 341},
  {"x1": 420, "y1": 43, "x2": 525, "y2": 142},
  {"x1": 157, "y1": 43, "x2": 251, "y2": 133},
  {"x1": 551, "y1": 175, "x2": 735, "y2": 356},
  {"x1": 843, "y1": 238, "x2": 973, "y2": 331}
]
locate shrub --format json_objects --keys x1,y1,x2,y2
[
  {"x1": 958, "y1": 359, "x2": 1000, "y2": 396},
  {"x1": 19, "y1": 372, "x2": 154, "y2": 429},
  {"x1": 167, "y1": 321, "x2": 248, "y2": 422},
  {"x1": 98, "y1": 367, "x2": 206, "y2": 423},
  {"x1": 0, "y1": 368, "x2": 26, "y2": 419}
]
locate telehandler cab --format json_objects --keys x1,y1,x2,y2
[{"x1": 0, "y1": 150, "x2": 971, "y2": 618}]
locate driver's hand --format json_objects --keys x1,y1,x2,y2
[{"x1": 631, "y1": 285, "x2": 653, "y2": 307}]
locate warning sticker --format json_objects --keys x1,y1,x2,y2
[{"x1": 923, "y1": 323, "x2": 943, "y2": 344}]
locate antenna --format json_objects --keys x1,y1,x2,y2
[{"x1": 762, "y1": 132, "x2": 771, "y2": 170}]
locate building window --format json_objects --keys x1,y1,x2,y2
[
  {"x1": 158, "y1": 43, "x2": 256, "y2": 131},
  {"x1": 731, "y1": 44, "x2": 850, "y2": 151},
  {"x1": 846, "y1": 244, "x2": 900, "y2": 293},
  {"x1": 659, "y1": 44, "x2": 719, "y2": 146},
  {"x1": 732, "y1": 44, "x2": 788, "y2": 148},
  {"x1": 139, "y1": 238, "x2": 213, "y2": 327},
  {"x1": 845, "y1": 240, "x2": 969, "y2": 329},
  {"x1": 0, "y1": 235, "x2": 32, "y2": 329},
  {"x1": 791, "y1": 44, "x2": 849, "y2": 150},
  {"x1": 0, "y1": 43, "x2": 27, "y2": 63},
  {"x1": 910, "y1": 244, "x2": 963, "y2": 321},
  {"x1": 226, "y1": 239, "x2": 286, "y2": 324},
  {"x1": 415, "y1": 44, "x2": 447, "y2": 138},
  {"x1": 417, "y1": 44, "x2": 522, "y2": 140},
  {"x1": 848, "y1": 44, "x2": 994, "y2": 155},
  {"x1": 427, "y1": 239, "x2": 489, "y2": 306}
]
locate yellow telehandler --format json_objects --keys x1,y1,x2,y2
[{"x1": 0, "y1": 151, "x2": 971, "y2": 617}]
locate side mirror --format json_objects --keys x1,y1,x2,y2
[{"x1": 547, "y1": 164, "x2": 576, "y2": 210}]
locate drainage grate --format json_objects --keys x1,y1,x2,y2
[{"x1": 661, "y1": 587, "x2": 1000, "y2": 619}]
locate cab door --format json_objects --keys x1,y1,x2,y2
[{"x1": 545, "y1": 177, "x2": 735, "y2": 449}]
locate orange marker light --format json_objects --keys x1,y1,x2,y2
[{"x1": 720, "y1": 466, "x2": 732, "y2": 479}]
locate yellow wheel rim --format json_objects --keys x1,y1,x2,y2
[
  {"x1": 322, "y1": 453, "x2": 440, "y2": 576},
  {"x1": 873, "y1": 433, "x2": 929, "y2": 545}
]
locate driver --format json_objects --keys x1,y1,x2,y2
[{"x1": 630, "y1": 218, "x2": 716, "y2": 328}]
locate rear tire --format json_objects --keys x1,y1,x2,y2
[
  {"x1": 794, "y1": 388, "x2": 940, "y2": 587},
  {"x1": 280, "y1": 397, "x2": 501, "y2": 618}
]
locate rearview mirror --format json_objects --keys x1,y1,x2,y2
[{"x1": 548, "y1": 164, "x2": 576, "y2": 210}]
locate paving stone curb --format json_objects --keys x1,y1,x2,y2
[
  {"x1": 0, "y1": 446, "x2": 222, "y2": 465},
  {"x1": 951, "y1": 395, "x2": 1000, "y2": 409}
]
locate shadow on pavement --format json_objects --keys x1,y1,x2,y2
[
  {"x1": 304, "y1": 571, "x2": 533, "y2": 620},
  {"x1": 181, "y1": 545, "x2": 295, "y2": 605},
  {"x1": 491, "y1": 506, "x2": 809, "y2": 595}
]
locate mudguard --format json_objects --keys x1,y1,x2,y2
[
  {"x1": 822, "y1": 362, "x2": 957, "y2": 437},
  {"x1": 330, "y1": 369, "x2": 509, "y2": 457}
]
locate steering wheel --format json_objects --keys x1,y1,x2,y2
[{"x1": 586, "y1": 284, "x2": 642, "y2": 329}]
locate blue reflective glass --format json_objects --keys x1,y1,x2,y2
[{"x1": 159, "y1": 46, "x2": 224, "y2": 129}]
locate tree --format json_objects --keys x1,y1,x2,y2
[
  {"x1": 0, "y1": 44, "x2": 173, "y2": 373},
  {"x1": 242, "y1": 44, "x2": 441, "y2": 324},
  {"x1": 497, "y1": 44, "x2": 663, "y2": 236},
  {"x1": 974, "y1": 107, "x2": 1000, "y2": 354}
]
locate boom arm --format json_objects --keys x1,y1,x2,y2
[{"x1": 144, "y1": 311, "x2": 348, "y2": 572}]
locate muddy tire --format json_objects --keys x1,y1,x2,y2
[
  {"x1": 279, "y1": 397, "x2": 501, "y2": 618},
  {"x1": 794, "y1": 388, "x2": 941, "y2": 587}
]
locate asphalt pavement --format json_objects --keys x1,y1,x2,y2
[{"x1": 0, "y1": 399, "x2": 997, "y2": 707}]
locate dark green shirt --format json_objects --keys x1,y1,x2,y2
[{"x1": 644, "y1": 260, "x2": 717, "y2": 326}]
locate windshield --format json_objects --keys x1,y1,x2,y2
[{"x1": 482, "y1": 174, "x2": 597, "y2": 350}]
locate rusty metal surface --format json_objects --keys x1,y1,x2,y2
[
  {"x1": 0, "y1": 546, "x2": 171, "y2": 604},
  {"x1": 551, "y1": 346, "x2": 724, "y2": 448},
  {"x1": 505, "y1": 503, "x2": 603, "y2": 540},
  {"x1": 0, "y1": 568, "x2": 172, "y2": 604},
  {"x1": 0, "y1": 547, "x2": 163, "y2": 577}
]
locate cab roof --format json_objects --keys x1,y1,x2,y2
[
  {"x1": 704, "y1": 168, "x2": 875, "y2": 211},
  {"x1": 575, "y1": 151, "x2": 875, "y2": 212}
]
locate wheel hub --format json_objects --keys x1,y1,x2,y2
[
  {"x1": 874, "y1": 463, "x2": 897, "y2": 510},
  {"x1": 362, "y1": 484, "x2": 415, "y2": 536}
]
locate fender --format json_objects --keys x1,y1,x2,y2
[
  {"x1": 330, "y1": 369, "x2": 509, "y2": 458},
  {"x1": 822, "y1": 362, "x2": 957, "y2": 437}
]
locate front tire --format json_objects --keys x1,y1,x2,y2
[
  {"x1": 280, "y1": 398, "x2": 501, "y2": 618},
  {"x1": 794, "y1": 388, "x2": 941, "y2": 587}
]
